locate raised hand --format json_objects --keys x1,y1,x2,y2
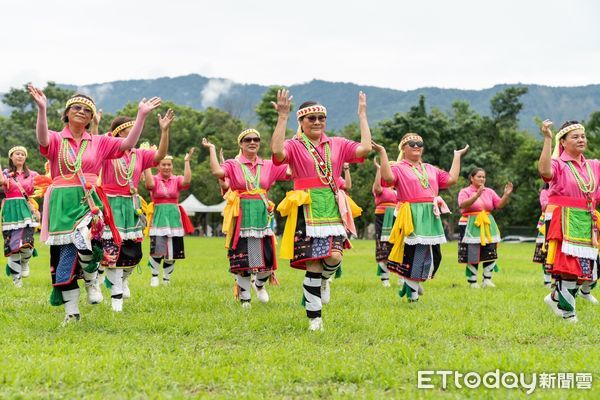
[
  {"x1": 93, "y1": 109, "x2": 103, "y2": 127},
  {"x1": 373, "y1": 155, "x2": 380, "y2": 169},
  {"x1": 202, "y1": 138, "x2": 215, "y2": 150},
  {"x1": 358, "y1": 91, "x2": 367, "y2": 116},
  {"x1": 219, "y1": 148, "x2": 225, "y2": 164},
  {"x1": 184, "y1": 147, "x2": 196, "y2": 162},
  {"x1": 371, "y1": 140, "x2": 386, "y2": 154},
  {"x1": 158, "y1": 108, "x2": 175, "y2": 130},
  {"x1": 27, "y1": 84, "x2": 47, "y2": 110},
  {"x1": 270, "y1": 89, "x2": 293, "y2": 116},
  {"x1": 541, "y1": 119, "x2": 553, "y2": 139},
  {"x1": 504, "y1": 182, "x2": 514, "y2": 196},
  {"x1": 454, "y1": 144, "x2": 470, "y2": 157},
  {"x1": 476, "y1": 185, "x2": 485, "y2": 196},
  {"x1": 138, "y1": 96, "x2": 162, "y2": 117}
]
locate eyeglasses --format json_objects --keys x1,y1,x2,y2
[
  {"x1": 405, "y1": 140, "x2": 424, "y2": 148},
  {"x1": 305, "y1": 115, "x2": 327, "y2": 123},
  {"x1": 242, "y1": 137, "x2": 261, "y2": 143},
  {"x1": 70, "y1": 104, "x2": 93, "y2": 115}
]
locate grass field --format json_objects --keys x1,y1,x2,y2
[{"x1": 1, "y1": 237, "x2": 598, "y2": 399}]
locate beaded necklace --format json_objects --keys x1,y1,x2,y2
[
  {"x1": 300, "y1": 133, "x2": 334, "y2": 186},
  {"x1": 113, "y1": 152, "x2": 137, "y2": 188},
  {"x1": 238, "y1": 161, "x2": 261, "y2": 193},
  {"x1": 566, "y1": 160, "x2": 596, "y2": 194},
  {"x1": 58, "y1": 138, "x2": 88, "y2": 179},
  {"x1": 410, "y1": 162, "x2": 430, "y2": 189}
]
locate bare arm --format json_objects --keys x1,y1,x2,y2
[
  {"x1": 27, "y1": 85, "x2": 49, "y2": 147},
  {"x1": 372, "y1": 141, "x2": 394, "y2": 184},
  {"x1": 120, "y1": 97, "x2": 162, "y2": 151},
  {"x1": 447, "y1": 145, "x2": 469, "y2": 187},
  {"x1": 202, "y1": 138, "x2": 225, "y2": 179},
  {"x1": 355, "y1": 91, "x2": 372, "y2": 158},
  {"x1": 458, "y1": 187, "x2": 483, "y2": 209},
  {"x1": 182, "y1": 148, "x2": 195, "y2": 186},
  {"x1": 343, "y1": 163, "x2": 352, "y2": 190},
  {"x1": 154, "y1": 109, "x2": 173, "y2": 163},
  {"x1": 271, "y1": 89, "x2": 292, "y2": 163},
  {"x1": 538, "y1": 120, "x2": 554, "y2": 180},
  {"x1": 144, "y1": 168, "x2": 155, "y2": 190},
  {"x1": 496, "y1": 182, "x2": 513, "y2": 209},
  {"x1": 372, "y1": 156, "x2": 383, "y2": 194},
  {"x1": 0, "y1": 160, "x2": 5, "y2": 186}
]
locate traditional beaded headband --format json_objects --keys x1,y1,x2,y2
[
  {"x1": 112, "y1": 121, "x2": 135, "y2": 137},
  {"x1": 296, "y1": 105, "x2": 327, "y2": 120},
  {"x1": 398, "y1": 134, "x2": 423, "y2": 150},
  {"x1": 66, "y1": 96, "x2": 97, "y2": 117},
  {"x1": 162, "y1": 155, "x2": 174, "y2": 161},
  {"x1": 238, "y1": 128, "x2": 261, "y2": 143},
  {"x1": 8, "y1": 146, "x2": 28, "y2": 158},
  {"x1": 552, "y1": 123, "x2": 586, "y2": 158}
]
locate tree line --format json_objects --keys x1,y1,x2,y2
[{"x1": 2, "y1": 83, "x2": 600, "y2": 236}]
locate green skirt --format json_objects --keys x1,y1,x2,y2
[
  {"x1": 239, "y1": 198, "x2": 272, "y2": 238},
  {"x1": 104, "y1": 195, "x2": 144, "y2": 240},
  {"x1": 46, "y1": 186, "x2": 104, "y2": 245},
  {"x1": 405, "y1": 202, "x2": 446, "y2": 245},
  {"x1": 302, "y1": 187, "x2": 346, "y2": 238},
  {"x1": 149, "y1": 203, "x2": 184, "y2": 237},
  {"x1": 2, "y1": 198, "x2": 38, "y2": 231},
  {"x1": 461, "y1": 214, "x2": 501, "y2": 244}
]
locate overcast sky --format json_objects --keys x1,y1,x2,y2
[{"x1": 1, "y1": 0, "x2": 598, "y2": 93}]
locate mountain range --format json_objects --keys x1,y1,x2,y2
[{"x1": 3, "y1": 74, "x2": 600, "y2": 133}]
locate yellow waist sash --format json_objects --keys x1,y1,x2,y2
[
  {"x1": 277, "y1": 190, "x2": 311, "y2": 259},
  {"x1": 388, "y1": 202, "x2": 414, "y2": 263}
]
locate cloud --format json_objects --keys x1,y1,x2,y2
[
  {"x1": 201, "y1": 79, "x2": 233, "y2": 108},
  {"x1": 77, "y1": 83, "x2": 113, "y2": 104}
]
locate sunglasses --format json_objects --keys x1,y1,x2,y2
[
  {"x1": 242, "y1": 137, "x2": 261, "y2": 143},
  {"x1": 70, "y1": 104, "x2": 93, "y2": 115},
  {"x1": 405, "y1": 140, "x2": 424, "y2": 148},
  {"x1": 305, "y1": 115, "x2": 327, "y2": 123}
]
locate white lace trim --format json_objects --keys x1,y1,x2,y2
[
  {"x1": 102, "y1": 230, "x2": 144, "y2": 240},
  {"x1": 462, "y1": 235, "x2": 501, "y2": 245},
  {"x1": 149, "y1": 227, "x2": 185, "y2": 237},
  {"x1": 561, "y1": 242, "x2": 598, "y2": 260},
  {"x1": 306, "y1": 224, "x2": 348, "y2": 239},
  {"x1": 536, "y1": 236, "x2": 545, "y2": 244},
  {"x1": 2, "y1": 220, "x2": 39, "y2": 231},
  {"x1": 45, "y1": 233, "x2": 75, "y2": 246},
  {"x1": 240, "y1": 228, "x2": 274, "y2": 238},
  {"x1": 405, "y1": 235, "x2": 447, "y2": 246},
  {"x1": 380, "y1": 235, "x2": 390, "y2": 242}
]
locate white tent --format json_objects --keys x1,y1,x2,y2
[{"x1": 179, "y1": 194, "x2": 226, "y2": 216}]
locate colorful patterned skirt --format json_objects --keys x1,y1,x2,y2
[
  {"x1": 387, "y1": 202, "x2": 446, "y2": 281},
  {"x1": 2, "y1": 197, "x2": 37, "y2": 256},
  {"x1": 227, "y1": 198, "x2": 277, "y2": 274},
  {"x1": 149, "y1": 203, "x2": 185, "y2": 260},
  {"x1": 532, "y1": 211, "x2": 548, "y2": 264},
  {"x1": 545, "y1": 198, "x2": 598, "y2": 280},
  {"x1": 102, "y1": 195, "x2": 145, "y2": 268},
  {"x1": 375, "y1": 206, "x2": 395, "y2": 262},
  {"x1": 457, "y1": 213, "x2": 500, "y2": 264}
]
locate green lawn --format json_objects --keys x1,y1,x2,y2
[{"x1": 1, "y1": 238, "x2": 598, "y2": 399}]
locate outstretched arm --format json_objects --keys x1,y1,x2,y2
[
  {"x1": 27, "y1": 84, "x2": 49, "y2": 147},
  {"x1": 372, "y1": 141, "x2": 394, "y2": 184},
  {"x1": 447, "y1": 145, "x2": 469, "y2": 187},
  {"x1": 154, "y1": 109, "x2": 174, "y2": 163},
  {"x1": 271, "y1": 89, "x2": 292, "y2": 163},
  {"x1": 120, "y1": 97, "x2": 162, "y2": 151},
  {"x1": 355, "y1": 91, "x2": 372, "y2": 158},
  {"x1": 496, "y1": 182, "x2": 513, "y2": 209},
  {"x1": 202, "y1": 138, "x2": 225, "y2": 179},
  {"x1": 182, "y1": 148, "x2": 195, "y2": 186},
  {"x1": 538, "y1": 120, "x2": 554, "y2": 180}
]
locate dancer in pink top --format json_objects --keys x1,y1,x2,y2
[
  {"x1": 28, "y1": 84, "x2": 160, "y2": 324},
  {"x1": 372, "y1": 156, "x2": 397, "y2": 287},
  {"x1": 538, "y1": 119, "x2": 600, "y2": 322},
  {"x1": 375, "y1": 133, "x2": 468, "y2": 303},
  {"x1": 532, "y1": 183, "x2": 552, "y2": 287},
  {"x1": 0, "y1": 146, "x2": 39, "y2": 287},
  {"x1": 271, "y1": 89, "x2": 372, "y2": 331},
  {"x1": 203, "y1": 129, "x2": 289, "y2": 307},
  {"x1": 99, "y1": 110, "x2": 172, "y2": 311},
  {"x1": 144, "y1": 148, "x2": 194, "y2": 287},
  {"x1": 457, "y1": 168, "x2": 512, "y2": 288}
]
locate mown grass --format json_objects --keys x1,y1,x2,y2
[{"x1": 0, "y1": 237, "x2": 598, "y2": 399}]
